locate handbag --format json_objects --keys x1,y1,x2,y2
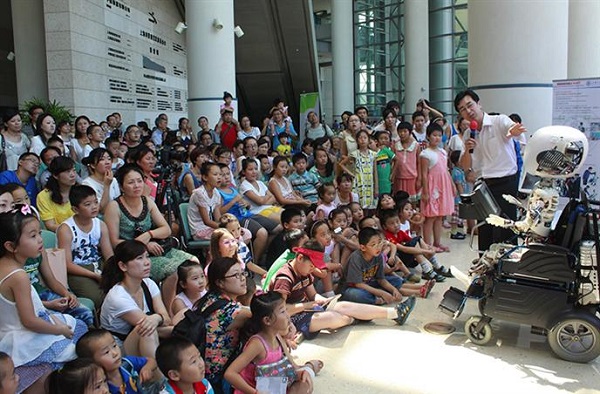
[{"x1": 0, "y1": 134, "x2": 8, "y2": 172}]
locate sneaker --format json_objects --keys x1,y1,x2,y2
[
  {"x1": 434, "y1": 266, "x2": 455, "y2": 278},
  {"x1": 394, "y1": 296, "x2": 416, "y2": 325},
  {"x1": 450, "y1": 232, "x2": 466, "y2": 240},
  {"x1": 423, "y1": 270, "x2": 446, "y2": 282}
]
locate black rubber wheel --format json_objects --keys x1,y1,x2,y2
[
  {"x1": 548, "y1": 316, "x2": 600, "y2": 363},
  {"x1": 465, "y1": 316, "x2": 493, "y2": 346}
]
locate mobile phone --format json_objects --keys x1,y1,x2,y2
[{"x1": 334, "y1": 227, "x2": 342, "y2": 234}]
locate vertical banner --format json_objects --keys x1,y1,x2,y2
[
  {"x1": 552, "y1": 78, "x2": 600, "y2": 200},
  {"x1": 298, "y1": 92, "x2": 320, "y2": 148}
]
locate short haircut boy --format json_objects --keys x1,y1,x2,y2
[
  {"x1": 283, "y1": 229, "x2": 307, "y2": 249},
  {"x1": 412, "y1": 111, "x2": 425, "y2": 121},
  {"x1": 292, "y1": 152, "x2": 306, "y2": 165},
  {"x1": 155, "y1": 337, "x2": 196, "y2": 378},
  {"x1": 397, "y1": 121, "x2": 413, "y2": 132},
  {"x1": 69, "y1": 185, "x2": 97, "y2": 207},
  {"x1": 379, "y1": 209, "x2": 400, "y2": 228},
  {"x1": 76, "y1": 329, "x2": 111, "y2": 359},
  {"x1": 358, "y1": 227, "x2": 381, "y2": 246},
  {"x1": 281, "y1": 207, "x2": 303, "y2": 226}
]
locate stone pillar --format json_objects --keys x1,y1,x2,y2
[
  {"x1": 331, "y1": 0, "x2": 354, "y2": 120},
  {"x1": 404, "y1": 0, "x2": 429, "y2": 114},
  {"x1": 568, "y1": 0, "x2": 600, "y2": 79},
  {"x1": 11, "y1": 0, "x2": 49, "y2": 104},
  {"x1": 468, "y1": 0, "x2": 568, "y2": 132},
  {"x1": 186, "y1": 0, "x2": 236, "y2": 129}
]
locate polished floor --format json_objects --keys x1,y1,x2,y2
[{"x1": 292, "y1": 234, "x2": 600, "y2": 394}]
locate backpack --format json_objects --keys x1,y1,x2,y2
[{"x1": 172, "y1": 294, "x2": 228, "y2": 357}]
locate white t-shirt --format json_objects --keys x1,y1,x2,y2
[
  {"x1": 447, "y1": 134, "x2": 465, "y2": 153},
  {"x1": 461, "y1": 113, "x2": 526, "y2": 179},
  {"x1": 239, "y1": 179, "x2": 270, "y2": 215},
  {"x1": 82, "y1": 176, "x2": 121, "y2": 203},
  {"x1": 413, "y1": 129, "x2": 427, "y2": 143},
  {"x1": 188, "y1": 185, "x2": 223, "y2": 235},
  {"x1": 100, "y1": 278, "x2": 160, "y2": 336},
  {"x1": 83, "y1": 143, "x2": 106, "y2": 159}
]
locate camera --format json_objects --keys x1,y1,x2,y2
[{"x1": 334, "y1": 227, "x2": 342, "y2": 235}]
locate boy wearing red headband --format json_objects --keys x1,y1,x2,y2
[{"x1": 269, "y1": 239, "x2": 416, "y2": 340}]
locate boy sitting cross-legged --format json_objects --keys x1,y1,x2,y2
[{"x1": 340, "y1": 228, "x2": 434, "y2": 305}]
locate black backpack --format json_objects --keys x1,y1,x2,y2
[{"x1": 172, "y1": 295, "x2": 228, "y2": 357}]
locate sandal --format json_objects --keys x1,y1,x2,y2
[
  {"x1": 304, "y1": 359, "x2": 324, "y2": 375},
  {"x1": 394, "y1": 296, "x2": 416, "y2": 325},
  {"x1": 419, "y1": 279, "x2": 436, "y2": 298},
  {"x1": 434, "y1": 244, "x2": 450, "y2": 253}
]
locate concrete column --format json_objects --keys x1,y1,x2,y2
[
  {"x1": 331, "y1": 0, "x2": 354, "y2": 120},
  {"x1": 404, "y1": 0, "x2": 429, "y2": 114},
  {"x1": 186, "y1": 0, "x2": 236, "y2": 129},
  {"x1": 568, "y1": 0, "x2": 600, "y2": 79},
  {"x1": 429, "y1": 0, "x2": 453, "y2": 115},
  {"x1": 11, "y1": 0, "x2": 49, "y2": 104},
  {"x1": 469, "y1": 0, "x2": 568, "y2": 133}
]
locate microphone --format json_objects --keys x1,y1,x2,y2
[{"x1": 468, "y1": 120, "x2": 478, "y2": 153}]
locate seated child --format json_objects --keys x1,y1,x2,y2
[
  {"x1": 314, "y1": 183, "x2": 337, "y2": 221},
  {"x1": 76, "y1": 329, "x2": 163, "y2": 394},
  {"x1": 340, "y1": 228, "x2": 434, "y2": 305},
  {"x1": 349, "y1": 202, "x2": 364, "y2": 231},
  {"x1": 264, "y1": 207, "x2": 306, "y2": 267},
  {"x1": 224, "y1": 292, "x2": 313, "y2": 394},
  {"x1": 57, "y1": 185, "x2": 114, "y2": 309},
  {"x1": 359, "y1": 217, "x2": 420, "y2": 283},
  {"x1": 0, "y1": 352, "x2": 18, "y2": 394},
  {"x1": 276, "y1": 133, "x2": 292, "y2": 159},
  {"x1": 262, "y1": 229, "x2": 309, "y2": 291},
  {"x1": 156, "y1": 337, "x2": 215, "y2": 394},
  {"x1": 328, "y1": 208, "x2": 359, "y2": 271},
  {"x1": 171, "y1": 260, "x2": 206, "y2": 317},
  {"x1": 219, "y1": 213, "x2": 267, "y2": 278},
  {"x1": 380, "y1": 207, "x2": 451, "y2": 282},
  {"x1": 48, "y1": 358, "x2": 108, "y2": 394}
]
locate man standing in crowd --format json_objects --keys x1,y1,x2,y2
[{"x1": 455, "y1": 89, "x2": 526, "y2": 253}]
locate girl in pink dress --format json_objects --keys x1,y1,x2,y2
[
  {"x1": 420, "y1": 123, "x2": 455, "y2": 252},
  {"x1": 394, "y1": 122, "x2": 421, "y2": 202}
]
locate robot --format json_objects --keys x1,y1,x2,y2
[{"x1": 440, "y1": 126, "x2": 600, "y2": 363}]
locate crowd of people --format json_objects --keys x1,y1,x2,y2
[{"x1": 0, "y1": 89, "x2": 527, "y2": 393}]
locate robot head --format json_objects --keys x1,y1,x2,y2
[{"x1": 523, "y1": 126, "x2": 588, "y2": 179}]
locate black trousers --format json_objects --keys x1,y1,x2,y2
[{"x1": 478, "y1": 173, "x2": 519, "y2": 253}]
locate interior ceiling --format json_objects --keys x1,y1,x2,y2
[{"x1": 175, "y1": 0, "x2": 319, "y2": 125}]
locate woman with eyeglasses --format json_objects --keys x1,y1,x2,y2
[
  {"x1": 104, "y1": 164, "x2": 198, "y2": 310},
  {"x1": 81, "y1": 148, "x2": 120, "y2": 213},
  {"x1": 201, "y1": 256, "x2": 251, "y2": 394}
]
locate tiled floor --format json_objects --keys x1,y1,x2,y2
[{"x1": 292, "y1": 235, "x2": 600, "y2": 394}]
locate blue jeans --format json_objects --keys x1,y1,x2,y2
[
  {"x1": 342, "y1": 275, "x2": 404, "y2": 305},
  {"x1": 39, "y1": 290, "x2": 94, "y2": 326}
]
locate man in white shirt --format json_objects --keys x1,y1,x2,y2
[{"x1": 455, "y1": 89, "x2": 527, "y2": 253}]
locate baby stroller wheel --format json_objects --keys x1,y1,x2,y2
[
  {"x1": 464, "y1": 316, "x2": 493, "y2": 346},
  {"x1": 548, "y1": 315, "x2": 600, "y2": 363}
]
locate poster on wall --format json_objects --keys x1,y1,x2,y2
[{"x1": 552, "y1": 78, "x2": 600, "y2": 200}]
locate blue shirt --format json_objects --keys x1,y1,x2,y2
[
  {"x1": 0, "y1": 170, "x2": 38, "y2": 206},
  {"x1": 108, "y1": 356, "x2": 148, "y2": 394}
]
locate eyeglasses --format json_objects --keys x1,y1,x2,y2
[
  {"x1": 224, "y1": 271, "x2": 249, "y2": 280},
  {"x1": 366, "y1": 240, "x2": 385, "y2": 248}
]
